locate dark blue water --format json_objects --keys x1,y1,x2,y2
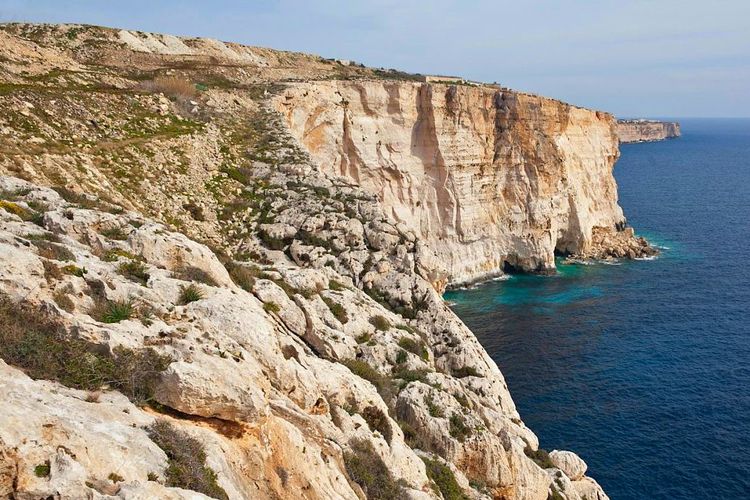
[{"x1": 445, "y1": 119, "x2": 750, "y2": 499}]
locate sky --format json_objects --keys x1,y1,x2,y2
[{"x1": 1, "y1": 0, "x2": 748, "y2": 117}]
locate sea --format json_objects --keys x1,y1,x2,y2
[{"x1": 444, "y1": 118, "x2": 750, "y2": 499}]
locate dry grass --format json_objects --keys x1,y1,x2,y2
[
  {"x1": 32, "y1": 240, "x2": 75, "y2": 261},
  {"x1": 343, "y1": 439, "x2": 405, "y2": 499},
  {"x1": 140, "y1": 76, "x2": 197, "y2": 101},
  {"x1": 0, "y1": 293, "x2": 171, "y2": 403},
  {"x1": 147, "y1": 420, "x2": 228, "y2": 500},
  {"x1": 369, "y1": 315, "x2": 390, "y2": 331},
  {"x1": 173, "y1": 264, "x2": 218, "y2": 286}
]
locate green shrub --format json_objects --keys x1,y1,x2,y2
[
  {"x1": 147, "y1": 420, "x2": 228, "y2": 500},
  {"x1": 103, "y1": 248, "x2": 139, "y2": 262},
  {"x1": 179, "y1": 284, "x2": 204, "y2": 305},
  {"x1": 322, "y1": 296, "x2": 348, "y2": 323},
  {"x1": 90, "y1": 298, "x2": 134, "y2": 323},
  {"x1": 523, "y1": 445, "x2": 555, "y2": 469},
  {"x1": 425, "y1": 393, "x2": 444, "y2": 418},
  {"x1": 422, "y1": 457, "x2": 469, "y2": 500},
  {"x1": 0, "y1": 294, "x2": 171, "y2": 403},
  {"x1": 342, "y1": 359, "x2": 396, "y2": 404},
  {"x1": 343, "y1": 440, "x2": 405, "y2": 499},
  {"x1": 453, "y1": 366, "x2": 482, "y2": 378},
  {"x1": 355, "y1": 332, "x2": 371, "y2": 344},
  {"x1": 396, "y1": 418, "x2": 420, "y2": 448},
  {"x1": 369, "y1": 315, "x2": 390, "y2": 331},
  {"x1": 225, "y1": 262, "x2": 258, "y2": 292},
  {"x1": 100, "y1": 227, "x2": 128, "y2": 240},
  {"x1": 34, "y1": 462, "x2": 50, "y2": 478},
  {"x1": 398, "y1": 337, "x2": 428, "y2": 360},
  {"x1": 395, "y1": 349, "x2": 407, "y2": 364},
  {"x1": 118, "y1": 260, "x2": 149, "y2": 285},
  {"x1": 453, "y1": 392, "x2": 471, "y2": 409},
  {"x1": 361, "y1": 405, "x2": 393, "y2": 443},
  {"x1": 329, "y1": 280, "x2": 345, "y2": 291},
  {"x1": 449, "y1": 413, "x2": 471, "y2": 442},
  {"x1": 263, "y1": 301, "x2": 280, "y2": 313},
  {"x1": 391, "y1": 366, "x2": 429, "y2": 388},
  {"x1": 259, "y1": 230, "x2": 288, "y2": 250},
  {"x1": 395, "y1": 323, "x2": 416, "y2": 334},
  {"x1": 296, "y1": 229, "x2": 332, "y2": 250},
  {"x1": 61, "y1": 264, "x2": 86, "y2": 277}
]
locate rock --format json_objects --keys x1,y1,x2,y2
[
  {"x1": 549, "y1": 450, "x2": 588, "y2": 480},
  {"x1": 617, "y1": 119, "x2": 680, "y2": 143},
  {"x1": 155, "y1": 358, "x2": 269, "y2": 421},
  {"x1": 568, "y1": 476, "x2": 610, "y2": 500},
  {"x1": 129, "y1": 224, "x2": 234, "y2": 288},
  {"x1": 276, "y1": 81, "x2": 652, "y2": 284}
]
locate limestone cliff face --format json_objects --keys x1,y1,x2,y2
[
  {"x1": 276, "y1": 81, "x2": 634, "y2": 286},
  {"x1": 616, "y1": 119, "x2": 681, "y2": 143}
]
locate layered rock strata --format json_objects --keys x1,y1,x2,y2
[
  {"x1": 616, "y1": 119, "x2": 681, "y2": 143},
  {"x1": 276, "y1": 81, "x2": 653, "y2": 286}
]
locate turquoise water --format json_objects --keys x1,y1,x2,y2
[{"x1": 445, "y1": 119, "x2": 750, "y2": 499}]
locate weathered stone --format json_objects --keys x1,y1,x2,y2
[{"x1": 549, "y1": 450, "x2": 588, "y2": 480}]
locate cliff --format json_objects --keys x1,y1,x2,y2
[
  {"x1": 276, "y1": 82, "x2": 653, "y2": 286},
  {"x1": 616, "y1": 119, "x2": 681, "y2": 143},
  {"x1": 0, "y1": 22, "x2": 625, "y2": 499}
]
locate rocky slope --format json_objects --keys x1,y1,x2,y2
[
  {"x1": 0, "y1": 22, "x2": 629, "y2": 499},
  {"x1": 616, "y1": 119, "x2": 681, "y2": 143}
]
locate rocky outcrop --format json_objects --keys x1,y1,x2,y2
[
  {"x1": 0, "y1": 175, "x2": 606, "y2": 499},
  {"x1": 616, "y1": 119, "x2": 681, "y2": 143},
  {"x1": 276, "y1": 81, "x2": 653, "y2": 287}
]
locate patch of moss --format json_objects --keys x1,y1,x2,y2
[{"x1": 34, "y1": 462, "x2": 50, "y2": 478}]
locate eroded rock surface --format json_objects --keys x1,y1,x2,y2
[{"x1": 276, "y1": 81, "x2": 654, "y2": 286}]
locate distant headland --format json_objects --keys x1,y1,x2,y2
[{"x1": 616, "y1": 119, "x2": 681, "y2": 143}]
